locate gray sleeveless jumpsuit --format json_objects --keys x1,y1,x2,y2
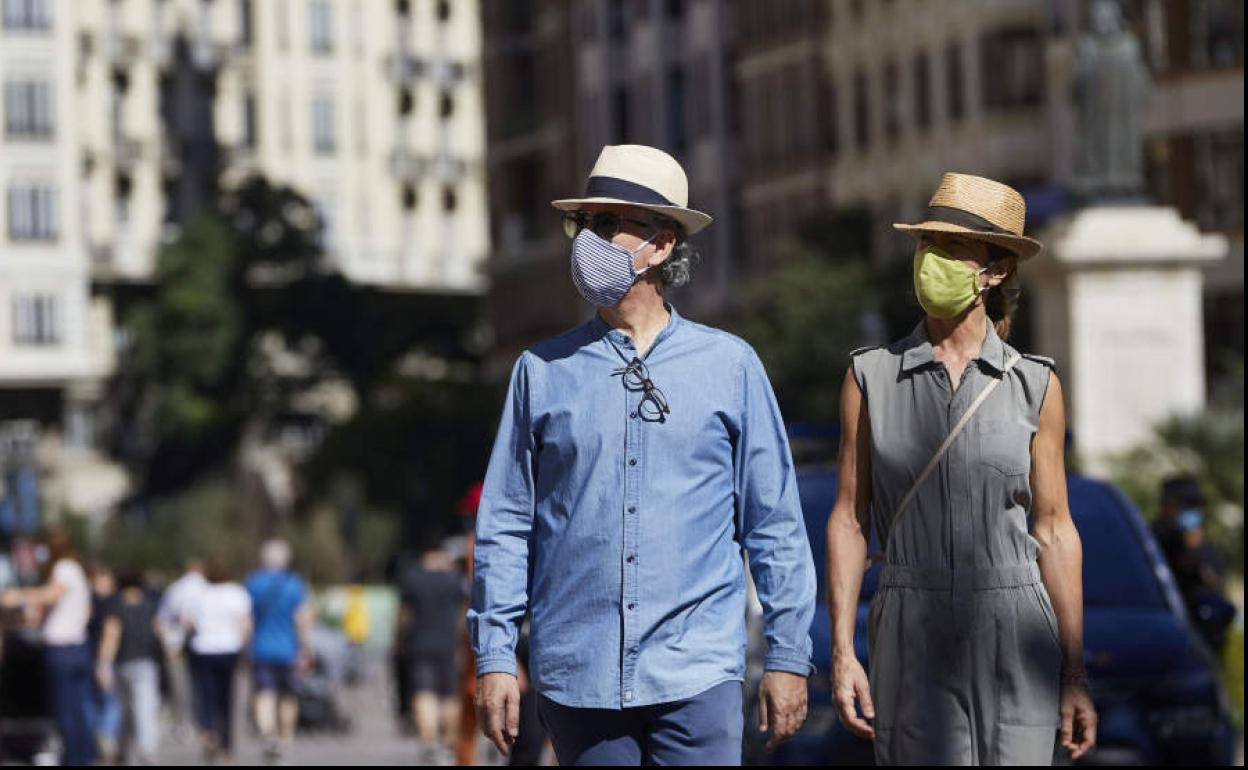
[{"x1": 852, "y1": 321, "x2": 1062, "y2": 765}]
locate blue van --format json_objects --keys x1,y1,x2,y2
[{"x1": 745, "y1": 467, "x2": 1237, "y2": 766}]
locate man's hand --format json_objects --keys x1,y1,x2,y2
[
  {"x1": 758, "y1": 671, "x2": 808, "y2": 751},
  {"x1": 476, "y1": 672, "x2": 521, "y2": 755},
  {"x1": 832, "y1": 649, "x2": 875, "y2": 740},
  {"x1": 95, "y1": 663, "x2": 114, "y2": 692},
  {"x1": 1060, "y1": 682, "x2": 1097, "y2": 761}
]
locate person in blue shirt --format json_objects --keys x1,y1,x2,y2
[
  {"x1": 469, "y1": 145, "x2": 817, "y2": 765},
  {"x1": 244, "y1": 539, "x2": 312, "y2": 763}
]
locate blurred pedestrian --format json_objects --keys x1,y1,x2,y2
[
  {"x1": 96, "y1": 569, "x2": 164, "y2": 764},
  {"x1": 156, "y1": 557, "x2": 206, "y2": 741},
  {"x1": 188, "y1": 559, "x2": 251, "y2": 763},
  {"x1": 400, "y1": 543, "x2": 465, "y2": 762},
  {"x1": 86, "y1": 561, "x2": 123, "y2": 762},
  {"x1": 1173, "y1": 508, "x2": 1233, "y2": 653},
  {"x1": 829, "y1": 173, "x2": 1096, "y2": 764},
  {"x1": 1154, "y1": 475, "x2": 1202, "y2": 572},
  {"x1": 244, "y1": 539, "x2": 312, "y2": 764},
  {"x1": 342, "y1": 583, "x2": 370, "y2": 685},
  {"x1": 470, "y1": 144, "x2": 817, "y2": 765},
  {"x1": 0, "y1": 529, "x2": 96, "y2": 765}
]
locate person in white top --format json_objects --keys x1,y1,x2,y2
[
  {"x1": 1, "y1": 530, "x2": 97, "y2": 766},
  {"x1": 187, "y1": 560, "x2": 252, "y2": 763},
  {"x1": 156, "y1": 558, "x2": 207, "y2": 738}
]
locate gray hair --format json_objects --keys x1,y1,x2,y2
[
  {"x1": 650, "y1": 214, "x2": 700, "y2": 289},
  {"x1": 260, "y1": 539, "x2": 291, "y2": 570}
]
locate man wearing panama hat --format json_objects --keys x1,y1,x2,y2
[
  {"x1": 825, "y1": 173, "x2": 1097, "y2": 764},
  {"x1": 468, "y1": 145, "x2": 816, "y2": 765}
]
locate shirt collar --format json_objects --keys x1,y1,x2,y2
[
  {"x1": 589, "y1": 303, "x2": 682, "y2": 354},
  {"x1": 899, "y1": 318, "x2": 1009, "y2": 375}
]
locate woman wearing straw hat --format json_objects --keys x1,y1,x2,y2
[
  {"x1": 824, "y1": 173, "x2": 1097, "y2": 764},
  {"x1": 470, "y1": 145, "x2": 816, "y2": 765}
]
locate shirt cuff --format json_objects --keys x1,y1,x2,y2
[
  {"x1": 474, "y1": 653, "x2": 518, "y2": 678},
  {"x1": 764, "y1": 649, "x2": 814, "y2": 677}
]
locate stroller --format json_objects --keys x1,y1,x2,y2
[
  {"x1": 0, "y1": 625, "x2": 61, "y2": 765},
  {"x1": 293, "y1": 628, "x2": 352, "y2": 735}
]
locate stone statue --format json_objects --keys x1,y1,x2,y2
[{"x1": 1072, "y1": 0, "x2": 1152, "y2": 199}]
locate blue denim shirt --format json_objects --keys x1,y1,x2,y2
[{"x1": 468, "y1": 306, "x2": 816, "y2": 709}]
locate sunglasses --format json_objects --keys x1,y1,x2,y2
[{"x1": 562, "y1": 210, "x2": 657, "y2": 241}]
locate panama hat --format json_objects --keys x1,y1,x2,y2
[
  {"x1": 552, "y1": 144, "x2": 713, "y2": 236},
  {"x1": 894, "y1": 173, "x2": 1042, "y2": 260}
]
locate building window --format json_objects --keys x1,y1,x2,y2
[
  {"x1": 1189, "y1": 0, "x2": 1244, "y2": 69},
  {"x1": 980, "y1": 28, "x2": 1043, "y2": 112},
  {"x1": 398, "y1": 87, "x2": 414, "y2": 116},
  {"x1": 821, "y1": 77, "x2": 839, "y2": 157},
  {"x1": 309, "y1": 0, "x2": 333, "y2": 54},
  {"x1": 853, "y1": 70, "x2": 870, "y2": 150},
  {"x1": 439, "y1": 90, "x2": 454, "y2": 119},
  {"x1": 945, "y1": 42, "x2": 964, "y2": 123},
  {"x1": 913, "y1": 52, "x2": 931, "y2": 132},
  {"x1": 1193, "y1": 129, "x2": 1244, "y2": 230},
  {"x1": 443, "y1": 186, "x2": 457, "y2": 212},
  {"x1": 12, "y1": 294, "x2": 60, "y2": 346},
  {"x1": 608, "y1": 2, "x2": 625, "y2": 41},
  {"x1": 666, "y1": 0, "x2": 684, "y2": 20},
  {"x1": 3, "y1": 80, "x2": 53, "y2": 138},
  {"x1": 241, "y1": 93, "x2": 256, "y2": 148},
  {"x1": 312, "y1": 97, "x2": 335, "y2": 153},
  {"x1": 883, "y1": 60, "x2": 901, "y2": 144},
  {"x1": 2, "y1": 0, "x2": 52, "y2": 30},
  {"x1": 436, "y1": 0, "x2": 450, "y2": 22},
  {"x1": 401, "y1": 184, "x2": 417, "y2": 211},
  {"x1": 238, "y1": 0, "x2": 253, "y2": 46},
  {"x1": 6, "y1": 184, "x2": 57, "y2": 241},
  {"x1": 314, "y1": 196, "x2": 336, "y2": 250},
  {"x1": 666, "y1": 65, "x2": 687, "y2": 154},
  {"x1": 612, "y1": 85, "x2": 629, "y2": 144}
]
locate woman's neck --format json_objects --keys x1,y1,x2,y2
[{"x1": 925, "y1": 303, "x2": 989, "y2": 362}]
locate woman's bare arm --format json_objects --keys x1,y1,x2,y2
[
  {"x1": 827, "y1": 367, "x2": 875, "y2": 738},
  {"x1": 1031, "y1": 371, "x2": 1096, "y2": 759}
]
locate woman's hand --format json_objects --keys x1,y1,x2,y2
[
  {"x1": 832, "y1": 648, "x2": 875, "y2": 740},
  {"x1": 1059, "y1": 681, "x2": 1097, "y2": 760}
]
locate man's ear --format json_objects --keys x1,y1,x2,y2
[{"x1": 647, "y1": 230, "x2": 677, "y2": 267}]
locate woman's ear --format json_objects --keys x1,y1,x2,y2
[{"x1": 982, "y1": 256, "x2": 1016, "y2": 289}]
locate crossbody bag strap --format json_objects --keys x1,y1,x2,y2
[{"x1": 870, "y1": 353, "x2": 1023, "y2": 565}]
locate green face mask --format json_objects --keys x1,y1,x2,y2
[{"x1": 913, "y1": 245, "x2": 987, "y2": 319}]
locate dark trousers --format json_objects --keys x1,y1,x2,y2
[
  {"x1": 190, "y1": 652, "x2": 238, "y2": 751},
  {"x1": 537, "y1": 680, "x2": 743, "y2": 766},
  {"x1": 44, "y1": 643, "x2": 96, "y2": 766}
]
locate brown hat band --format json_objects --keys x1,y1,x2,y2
[{"x1": 925, "y1": 205, "x2": 1015, "y2": 236}]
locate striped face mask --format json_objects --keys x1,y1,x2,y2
[{"x1": 570, "y1": 228, "x2": 656, "y2": 307}]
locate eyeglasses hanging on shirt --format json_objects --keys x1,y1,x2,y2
[{"x1": 612, "y1": 357, "x2": 671, "y2": 423}]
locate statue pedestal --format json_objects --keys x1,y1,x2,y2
[{"x1": 1031, "y1": 206, "x2": 1226, "y2": 473}]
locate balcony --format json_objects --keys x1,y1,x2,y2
[
  {"x1": 107, "y1": 34, "x2": 143, "y2": 68},
  {"x1": 387, "y1": 54, "x2": 425, "y2": 83},
  {"x1": 114, "y1": 137, "x2": 144, "y2": 168}
]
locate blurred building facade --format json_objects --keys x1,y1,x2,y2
[
  {"x1": 481, "y1": 0, "x2": 1242, "y2": 397},
  {"x1": 2, "y1": 0, "x2": 490, "y2": 520}
]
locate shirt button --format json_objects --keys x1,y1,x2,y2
[
  {"x1": 629, "y1": 458, "x2": 637, "y2": 466},
  {"x1": 626, "y1": 554, "x2": 636, "y2": 563},
  {"x1": 630, "y1": 411, "x2": 638, "y2": 419},
  {"x1": 627, "y1": 602, "x2": 636, "y2": 610},
  {"x1": 627, "y1": 506, "x2": 636, "y2": 514}
]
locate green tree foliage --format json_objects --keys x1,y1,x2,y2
[{"x1": 728, "y1": 209, "x2": 880, "y2": 424}]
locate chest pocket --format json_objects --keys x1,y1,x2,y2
[{"x1": 977, "y1": 418, "x2": 1030, "y2": 476}]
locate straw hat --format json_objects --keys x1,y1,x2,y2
[
  {"x1": 552, "y1": 145, "x2": 713, "y2": 236},
  {"x1": 894, "y1": 173, "x2": 1042, "y2": 260}
]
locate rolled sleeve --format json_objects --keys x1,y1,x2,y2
[
  {"x1": 733, "y1": 348, "x2": 817, "y2": 677},
  {"x1": 467, "y1": 354, "x2": 537, "y2": 675}
]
